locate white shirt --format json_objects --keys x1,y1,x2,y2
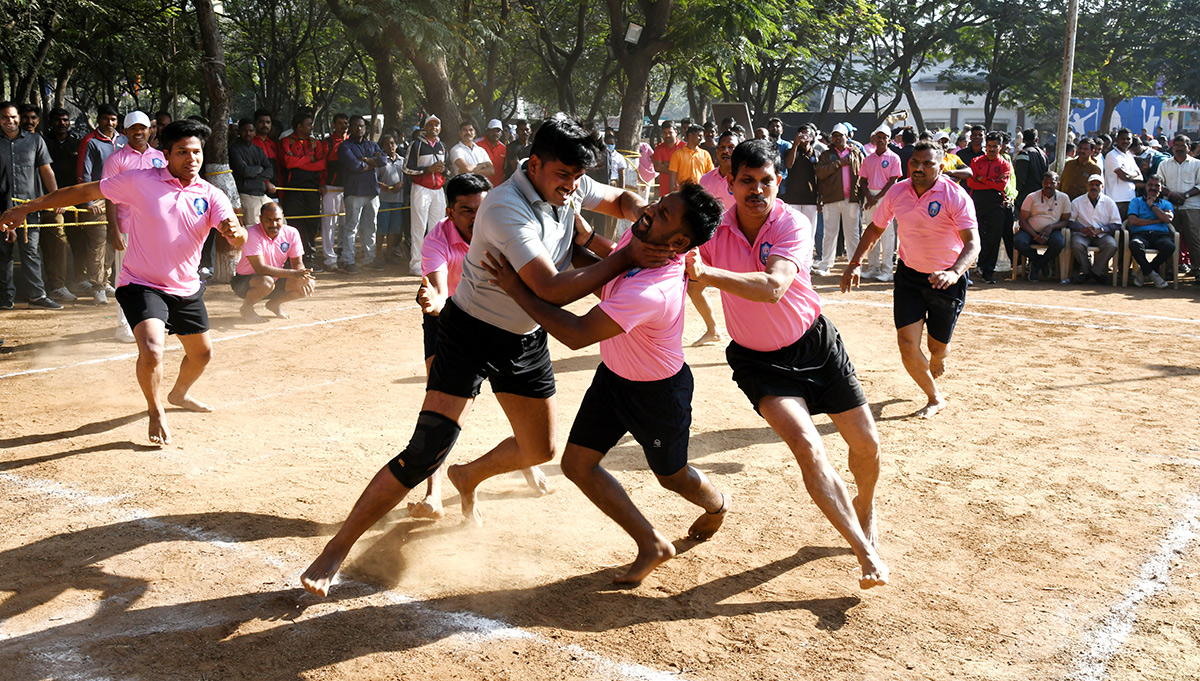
[
  {"x1": 1070, "y1": 193, "x2": 1121, "y2": 231},
  {"x1": 1155, "y1": 155, "x2": 1200, "y2": 211},
  {"x1": 1020, "y1": 189, "x2": 1071, "y2": 231},
  {"x1": 448, "y1": 141, "x2": 491, "y2": 178},
  {"x1": 1103, "y1": 148, "x2": 1139, "y2": 202}
]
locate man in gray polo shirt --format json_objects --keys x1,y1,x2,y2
[
  {"x1": 0, "y1": 101, "x2": 61, "y2": 310},
  {"x1": 302, "y1": 115, "x2": 673, "y2": 597}
]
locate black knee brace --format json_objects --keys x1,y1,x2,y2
[{"x1": 387, "y1": 411, "x2": 462, "y2": 489}]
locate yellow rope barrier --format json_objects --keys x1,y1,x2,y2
[
  {"x1": 11, "y1": 198, "x2": 86, "y2": 212},
  {"x1": 204, "y1": 169, "x2": 233, "y2": 176}
]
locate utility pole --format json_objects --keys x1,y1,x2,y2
[{"x1": 1055, "y1": 0, "x2": 1080, "y2": 172}]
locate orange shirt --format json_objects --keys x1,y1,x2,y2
[{"x1": 668, "y1": 145, "x2": 714, "y2": 186}]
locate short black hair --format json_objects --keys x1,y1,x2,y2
[
  {"x1": 48, "y1": 107, "x2": 69, "y2": 119},
  {"x1": 1117, "y1": 127, "x2": 1131, "y2": 137},
  {"x1": 717, "y1": 129, "x2": 742, "y2": 145},
  {"x1": 291, "y1": 111, "x2": 314, "y2": 128},
  {"x1": 912, "y1": 140, "x2": 944, "y2": 162},
  {"x1": 333, "y1": 112, "x2": 349, "y2": 123},
  {"x1": 900, "y1": 128, "x2": 916, "y2": 144},
  {"x1": 1077, "y1": 136, "x2": 1093, "y2": 147},
  {"x1": 703, "y1": 120, "x2": 715, "y2": 130},
  {"x1": 154, "y1": 110, "x2": 172, "y2": 121},
  {"x1": 985, "y1": 131, "x2": 1003, "y2": 143},
  {"x1": 1175, "y1": 133, "x2": 1192, "y2": 145},
  {"x1": 237, "y1": 117, "x2": 254, "y2": 128},
  {"x1": 529, "y1": 113, "x2": 603, "y2": 169},
  {"x1": 730, "y1": 123, "x2": 746, "y2": 136},
  {"x1": 97, "y1": 103, "x2": 119, "y2": 118},
  {"x1": 660, "y1": 120, "x2": 676, "y2": 130},
  {"x1": 444, "y1": 172, "x2": 492, "y2": 206},
  {"x1": 730, "y1": 139, "x2": 782, "y2": 177},
  {"x1": 253, "y1": 109, "x2": 272, "y2": 122},
  {"x1": 17, "y1": 103, "x2": 40, "y2": 116},
  {"x1": 970, "y1": 124, "x2": 985, "y2": 133},
  {"x1": 1042, "y1": 171, "x2": 1059, "y2": 181},
  {"x1": 459, "y1": 120, "x2": 475, "y2": 130},
  {"x1": 349, "y1": 114, "x2": 366, "y2": 126},
  {"x1": 686, "y1": 124, "x2": 704, "y2": 137},
  {"x1": 768, "y1": 117, "x2": 783, "y2": 126},
  {"x1": 677, "y1": 182, "x2": 723, "y2": 249},
  {"x1": 159, "y1": 119, "x2": 211, "y2": 153},
  {"x1": 1022, "y1": 129, "x2": 1037, "y2": 144}
]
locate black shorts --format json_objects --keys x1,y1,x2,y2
[
  {"x1": 726, "y1": 314, "x2": 866, "y2": 416},
  {"x1": 893, "y1": 259, "x2": 967, "y2": 344},
  {"x1": 115, "y1": 283, "x2": 209, "y2": 336},
  {"x1": 422, "y1": 313, "x2": 438, "y2": 360},
  {"x1": 568, "y1": 362, "x2": 692, "y2": 477},
  {"x1": 230, "y1": 273, "x2": 287, "y2": 300},
  {"x1": 427, "y1": 299, "x2": 556, "y2": 399}
]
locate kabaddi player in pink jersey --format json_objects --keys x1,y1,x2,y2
[
  {"x1": 0, "y1": 120, "x2": 247, "y2": 445},
  {"x1": 686, "y1": 140, "x2": 888, "y2": 589},
  {"x1": 231, "y1": 201, "x2": 315, "y2": 322},
  {"x1": 483, "y1": 183, "x2": 727, "y2": 584},
  {"x1": 840, "y1": 141, "x2": 981, "y2": 419}
]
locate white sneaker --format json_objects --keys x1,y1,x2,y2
[
  {"x1": 94, "y1": 289, "x2": 108, "y2": 304},
  {"x1": 115, "y1": 320, "x2": 136, "y2": 343},
  {"x1": 813, "y1": 268, "x2": 831, "y2": 277},
  {"x1": 1132, "y1": 271, "x2": 1145, "y2": 287},
  {"x1": 104, "y1": 283, "x2": 116, "y2": 295},
  {"x1": 876, "y1": 271, "x2": 894, "y2": 282},
  {"x1": 49, "y1": 286, "x2": 77, "y2": 302},
  {"x1": 860, "y1": 268, "x2": 877, "y2": 279},
  {"x1": 1150, "y1": 271, "x2": 1169, "y2": 289}
]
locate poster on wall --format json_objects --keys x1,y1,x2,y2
[{"x1": 1067, "y1": 96, "x2": 1175, "y2": 136}]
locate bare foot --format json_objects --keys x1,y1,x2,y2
[
  {"x1": 858, "y1": 549, "x2": 890, "y2": 590},
  {"x1": 301, "y1": 549, "x2": 345, "y2": 597},
  {"x1": 446, "y1": 464, "x2": 482, "y2": 526},
  {"x1": 614, "y1": 531, "x2": 676, "y2": 584},
  {"x1": 853, "y1": 494, "x2": 878, "y2": 548},
  {"x1": 240, "y1": 305, "x2": 267, "y2": 323},
  {"x1": 167, "y1": 391, "x2": 213, "y2": 413},
  {"x1": 929, "y1": 354, "x2": 946, "y2": 378},
  {"x1": 914, "y1": 397, "x2": 945, "y2": 420},
  {"x1": 266, "y1": 300, "x2": 290, "y2": 319},
  {"x1": 690, "y1": 329, "x2": 722, "y2": 347},
  {"x1": 407, "y1": 499, "x2": 445, "y2": 519},
  {"x1": 148, "y1": 411, "x2": 171, "y2": 445},
  {"x1": 687, "y1": 493, "x2": 728, "y2": 541},
  {"x1": 522, "y1": 466, "x2": 549, "y2": 496}
]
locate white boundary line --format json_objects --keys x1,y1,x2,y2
[
  {"x1": 822, "y1": 299, "x2": 1200, "y2": 340},
  {"x1": 832, "y1": 290, "x2": 1200, "y2": 324},
  {"x1": 0, "y1": 471, "x2": 687, "y2": 681},
  {"x1": 0, "y1": 305, "x2": 414, "y2": 381},
  {"x1": 1068, "y1": 493, "x2": 1200, "y2": 681}
]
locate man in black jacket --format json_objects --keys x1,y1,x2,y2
[{"x1": 229, "y1": 119, "x2": 275, "y2": 228}]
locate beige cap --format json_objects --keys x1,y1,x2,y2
[{"x1": 1087, "y1": 174, "x2": 1104, "y2": 184}]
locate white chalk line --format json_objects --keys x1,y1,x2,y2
[
  {"x1": 1068, "y1": 493, "x2": 1200, "y2": 681},
  {"x1": 0, "y1": 471, "x2": 687, "y2": 681},
  {"x1": 823, "y1": 299, "x2": 1200, "y2": 340},
  {"x1": 839, "y1": 289, "x2": 1200, "y2": 324},
  {"x1": 0, "y1": 305, "x2": 415, "y2": 381}
]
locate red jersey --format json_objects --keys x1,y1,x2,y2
[
  {"x1": 278, "y1": 134, "x2": 327, "y2": 187},
  {"x1": 966, "y1": 155, "x2": 1011, "y2": 193}
]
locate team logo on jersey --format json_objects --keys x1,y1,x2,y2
[
  {"x1": 623, "y1": 266, "x2": 643, "y2": 278},
  {"x1": 882, "y1": 160, "x2": 890, "y2": 168},
  {"x1": 280, "y1": 242, "x2": 290, "y2": 253},
  {"x1": 759, "y1": 242, "x2": 772, "y2": 265},
  {"x1": 928, "y1": 201, "x2": 942, "y2": 218},
  {"x1": 192, "y1": 197, "x2": 209, "y2": 216},
  {"x1": 152, "y1": 158, "x2": 165, "y2": 168}
]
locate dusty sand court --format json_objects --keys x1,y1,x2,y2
[{"x1": 1, "y1": 270, "x2": 1198, "y2": 680}]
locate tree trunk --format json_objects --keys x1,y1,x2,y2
[
  {"x1": 16, "y1": 21, "x2": 55, "y2": 104},
  {"x1": 195, "y1": 0, "x2": 239, "y2": 283},
  {"x1": 606, "y1": 0, "x2": 674, "y2": 151},
  {"x1": 904, "y1": 80, "x2": 925, "y2": 132},
  {"x1": 1099, "y1": 93, "x2": 1124, "y2": 135}
]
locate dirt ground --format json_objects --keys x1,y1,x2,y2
[{"x1": 1, "y1": 266, "x2": 1198, "y2": 681}]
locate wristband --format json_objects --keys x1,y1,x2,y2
[
  {"x1": 848, "y1": 261, "x2": 861, "y2": 268},
  {"x1": 582, "y1": 231, "x2": 595, "y2": 249}
]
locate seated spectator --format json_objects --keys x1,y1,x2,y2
[
  {"x1": 1068, "y1": 174, "x2": 1120, "y2": 284},
  {"x1": 1014, "y1": 171, "x2": 1070, "y2": 282},
  {"x1": 1126, "y1": 176, "x2": 1175, "y2": 288},
  {"x1": 231, "y1": 202, "x2": 315, "y2": 321}
]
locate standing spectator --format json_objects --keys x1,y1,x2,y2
[
  {"x1": 503, "y1": 119, "x2": 532, "y2": 179},
  {"x1": 1013, "y1": 129, "x2": 1049, "y2": 212},
  {"x1": 231, "y1": 119, "x2": 277, "y2": 231},
  {"x1": 448, "y1": 121, "x2": 493, "y2": 178},
  {"x1": 1067, "y1": 174, "x2": 1120, "y2": 284},
  {"x1": 42, "y1": 107, "x2": 79, "y2": 303},
  {"x1": 74, "y1": 106, "x2": 123, "y2": 297},
  {"x1": 782, "y1": 123, "x2": 820, "y2": 230},
  {"x1": 277, "y1": 112, "x2": 324, "y2": 268},
  {"x1": 321, "y1": 112, "x2": 350, "y2": 272},
  {"x1": 405, "y1": 115, "x2": 448, "y2": 276},
  {"x1": 889, "y1": 127, "x2": 917, "y2": 179},
  {"x1": 768, "y1": 116, "x2": 791, "y2": 187},
  {"x1": 151, "y1": 110, "x2": 172, "y2": 149},
  {"x1": 0, "y1": 101, "x2": 61, "y2": 309},
  {"x1": 1061, "y1": 137, "x2": 1102, "y2": 200},
  {"x1": 957, "y1": 125, "x2": 986, "y2": 169},
  {"x1": 18, "y1": 104, "x2": 40, "y2": 133},
  {"x1": 1126, "y1": 176, "x2": 1175, "y2": 288},
  {"x1": 700, "y1": 120, "x2": 718, "y2": 163},
  {"x1": 634, "y1": 140, "x2": 655, "y2": 201},
  {"x1": 935, "y1": 131, "x2": 972, "y2": 181},
  {"x1": 478, "y1": 119, "x2": 506, "y2": 187},
  {"x1": 375, "y1": 133, "x2": 406, "y2": 264},
  {"x1": 1013, "y1": 171, "x2": 1070, "y2": 282},
  {"x1": 667, "y1": 124, "x2": 714, "y2": 192},
  {"x1": 1104, "y1": 128, "x2": 1142, "y2": 219},
  {"x1": 652, "y1": 120, "x2": 684, "y2": 197},
  {"x1": 813, "y1": 123, "x2": 864, "y2": 276},
  {"x1": 967, "y1": 132, "x2": 1014, "y2": 283},
  {"x1": 1156, "y1": 134, "x2": 1200, "y2": 275},
  {"x1": 858, "y1": 125, "x2": 903, "y2": 282},
  {"x1": 250, "y1": 109, "x2": 281, "y2": 186},
  {"x1": 337, "y1": 115, "x2": 386, "y2": 272}
]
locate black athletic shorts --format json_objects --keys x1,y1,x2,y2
[
  {"x1": 726, "y1": 314, "x2": 866, "y2": 416},
  {"x1": 115, "y1": 283, "x2": 209, "y2": 336},
  {"x1": 893, "y1": 259, "x2": 967, "y2": 344},
  {"x1": 568, "y1": 362, "x2": 692, "y2": 477},
  {"x1": 422, "y1": 313, "x2": 439, "y2": 360},
  {"x1": 230, "y1": 273, "x2": 287, "y2": 300},
  {"x1": 427, "y1": 299, "x2": 556, "y2": 399}
]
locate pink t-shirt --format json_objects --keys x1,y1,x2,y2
[
  {"x1": 637, "y1": 142, "x2": 656, "y2": 185},
  {"x1": 236, "y1": 222, "x2": 304, "y2": 275},
  {"x1": 839, "y1": 148, "x2": 853, "y2": 198},
  {"x1": 698, "y1": 168, "x2": 736, "y2": 212},
  {"x1": 698, "y1": 200, "x2": 820, "y2": 352},
  {"x1": 100, "y1": 167, "x2": 237, "y2": 296},
  {"x1": 100, "y1": 144, "x2": 168, "y2": 233},
  {"x1": 421, "y1": 216, "x2": 470, "y2": 295},
  {"x1": 858, "y1": 148, "x2": 902, "y2": 191},
  {"x1": 598, "y1": 231, "x2": 688, "y2": 381},
  {"x1": 871, "y1": 176, "x2": 978, "y2": 274}
]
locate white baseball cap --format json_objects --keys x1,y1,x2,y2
[
  {"x1": 832, "y1": 123, "x2": 850, "y2": 136},
  {"x1": 1087, "y1": 174, "x2": 1104, "y2": 185},
  {"x1": 872, "y1": 124, "x2": 891, "y2": 137},
  {"x1": 487, "y1": 118, "x2": 502, "y2": 130},
  {"x1": 425, "y1": 114, "x2": 441, "y2": 124},
  {"x1": 123, "y1": 111, "x2": 151, "y2": 129},
  {"x1": 935, "y1": 130, "x2": 951, "y2": 141}
]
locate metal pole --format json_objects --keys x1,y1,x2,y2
[{"x1": 1055, "y1": 0, "x2": 1080, "y2": 172}]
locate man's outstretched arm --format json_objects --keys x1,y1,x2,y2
[{"x1": 0, "y1": 182, "x2": 105, "y2": 231}]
